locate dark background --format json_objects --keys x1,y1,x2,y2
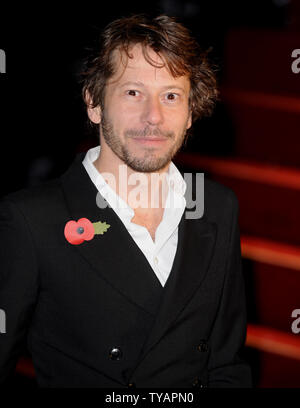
[{"x1": 1, "y1": 0, "x2": 300, "y2": 388}]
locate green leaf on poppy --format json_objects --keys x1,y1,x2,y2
[{"x1": 93, "y1": 221, "x2": 111, "y2": 235}]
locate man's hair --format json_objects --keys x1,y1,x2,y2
[{"x1": 80, "y1": 14, "x2": 218, "y2": 123}]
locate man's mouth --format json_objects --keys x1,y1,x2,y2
[{"x1": 131, "y1": 136, "x2": 169, "y2": 145}]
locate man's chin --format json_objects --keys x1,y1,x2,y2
[
  {"x1": 117, "y1": 143, "x2": 177, "y2": 172},
  {"x1": 125, "y1": 157, "x2": 171, "y2": 173}
]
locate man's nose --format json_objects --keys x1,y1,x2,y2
[{"x1": 141, "y1": 97, "x2": 164, "y2": 126}]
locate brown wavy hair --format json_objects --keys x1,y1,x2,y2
[{"x1": 80, "y1": 14, "x2": 218, "y2": 123}]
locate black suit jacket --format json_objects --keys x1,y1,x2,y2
[{"x1": 0, "y1": 152, "x2": 252, "y2": 387}]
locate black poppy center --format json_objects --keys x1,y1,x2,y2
[{"x1": 77, "y1": 226, "x2": 84, "y2": 234}]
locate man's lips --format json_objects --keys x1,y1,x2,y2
[{"x1": 131, "y1": 136, "x2": 169, "y2": 144}]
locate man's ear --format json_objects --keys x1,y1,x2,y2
[
  {"x1": 187, "y1": 109, "x2": 192, "y2": 130},
  {"x1": 85, "y1": 90, "x2": 102, "y2": 124}
]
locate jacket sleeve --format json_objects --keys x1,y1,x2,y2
[
  {"x1": 0, "y1": 198, "x2": 39, "y2": 384},
  {"x1": 207, "y1": 193, "x2": 252, "y2": 387}
]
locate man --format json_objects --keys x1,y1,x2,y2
[{"x1": 0, "y1": 15, "x2": 252, "y2": 387}]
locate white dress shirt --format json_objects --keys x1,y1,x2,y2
[{"x1": 82, "y1": 145, "x2": 186, "y2": 287}]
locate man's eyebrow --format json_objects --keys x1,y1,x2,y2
[
  {"x1": 119, "y1": 81, "x2": 187, "y2": 93},
  {"x1": 119, "y1": 81, "x2": 145, "y2": 88}
]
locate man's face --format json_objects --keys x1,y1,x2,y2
[{"x1": 90, "y1": 43, "x2": 192, "y2": 173}]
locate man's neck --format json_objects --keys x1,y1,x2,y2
[{"x1": 93, "y1": 146, "x2": 170, "y2": 213}]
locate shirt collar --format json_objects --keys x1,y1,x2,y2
[
  {"x1": 82, "y1": 145, "x2": 186, "y2": 222},
  {"x1": 167, "y1": 160, "x2": 187, "y2": 197}
]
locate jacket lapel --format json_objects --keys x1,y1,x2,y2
[
  {"x1": 60, "y1": 153, "x2": 163, "y2": 317},
  {"x1": 138, "y1": 208, "x2": 217, "y2": 358}
]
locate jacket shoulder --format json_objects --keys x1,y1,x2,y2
[
  {"x1": 1, "y1": 178, "x2": 65, "y2": 219},
  {"x1": 205, "y1": 176, "x2": 238, "y2": 204},
  {"x1": 203, "y1": 176, "x2": 239, "y2": 220}
]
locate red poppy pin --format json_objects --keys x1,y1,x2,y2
[{"x1": 64, "y1": 218, "x2": 110, "y2": 245}]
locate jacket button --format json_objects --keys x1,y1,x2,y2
[
  {"x1": 128, "y1": 382, "x2": 136, "y2": 388},
  {"x1": 192, "y1": 378, "x2": 201, "y2": 387},
  {"x1": 192, "y1": 378, "x2": 207, "y2": 388},
  {"x1": 197, "y1": 340, "x2": 208, "y2": 352},
  {"x1": 109, "y1": 347, "x2": 122, "y2": 360}
]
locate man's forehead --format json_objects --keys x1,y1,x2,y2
[
  {"x1": 109, "y1": 44, "x2": 190, "y2": 87},
  {"x1": 111, "y1": 43, "x2": 163, "y2": 68}
]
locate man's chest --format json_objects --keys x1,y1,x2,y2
[{"x1": 131, "y1": 208, "x2": 165, "y2": 241}]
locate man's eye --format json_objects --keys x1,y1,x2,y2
[
  {"x1": 166, "y1": 93, "x2": 178, "y2": 101},
  {"x1": 126, "y1": 90, "x2": 139, "y2": 96}
]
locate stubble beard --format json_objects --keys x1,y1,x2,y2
[{"x1": 100, "y1": 111, "x2": 188, "y2": 173}]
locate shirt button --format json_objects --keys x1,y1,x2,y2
[{"x1": 154, "y1": 256, "x2": 158, "y2": 265}]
